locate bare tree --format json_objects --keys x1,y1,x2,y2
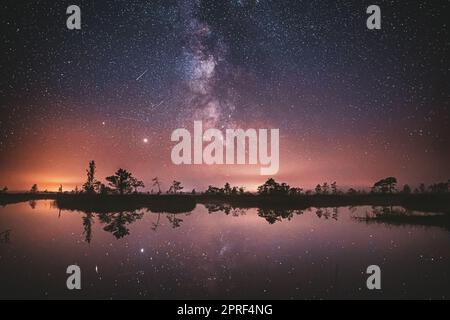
[{"x1": 152, "y1": 177, "x2": 162, "y2": 195}]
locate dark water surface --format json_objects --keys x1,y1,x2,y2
[{"x1": 0, "y1": 201, "x2": 449, "y2": 299}]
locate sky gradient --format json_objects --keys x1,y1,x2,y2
[{"x1": 1, "y1": 0, "x2": 449, "y2": 192}]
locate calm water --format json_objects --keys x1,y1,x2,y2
[{"x1": 0, "y1": 200, "x2": 449, "y2": 299}]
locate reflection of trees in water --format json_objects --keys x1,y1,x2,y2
[
  {"x1": 370, "y1": 205, "x2": 406, "y2": 216},
  {"x1": 206, "y1": 203, "x2": 232, "y2": 214},
  {"x1": 78, "y1": 205, "x2": 343, "y2": 241},
  {"x1": 100, "y1": 211, "x2": 144, "y2": 239},
  {"x1": 81, "y1": 211, "x2": 144, "y2": 241},
  {"x1": 207, "y1": 204, "x2": 342, "y2": 224},
  {"x1": 151, "y1": 212, "x2": 161, "y2": 231},
  {"x1": 231, "y1": 208, "x2": 246, "y2": 217},
  {"x1": 167, "y1": 214, "x2": 183, "y2": 228},
  {"x1": 205, "y1": 204, "x2": 247, "y2": 217},
  {"x1": 0, "y1": 229, "x2": 11, "y2": 244},
  {"x1": 258, "y1": 207, "x2": 340, "y2": 224},
  {"x1": 82, "y1": 212, "x2": 94, "y2": 244},
  {"x1": 29, "y1": 200, "x2": 37, "y2": 209},
  {"x1": 79, "y1": 210, "x2": 190, "y2": 241},
  {"x1": 154, "y1": 212, "x2": 192, "y2": 230},
  {"x1": 315, "y1": 207, "x2": 339, "y2": 220},
  {"x1": 361, "y1": 206, "x2": 450, "y2": 231},
  {"x1": 347, "y1": 206, "x2": 358, "y2": 214},
  {"x1": 257, "y1": 208, "x2": 304, "y2": 224},
  {"x1": 352, "y1": 206, "x2": 411, "y2": 222}
]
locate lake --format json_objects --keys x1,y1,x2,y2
[{"x1": 0, "y1": 200, "x2": 449, "y2": 299}]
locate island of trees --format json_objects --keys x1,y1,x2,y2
[{"x1": 0, "y1": 161, "x2": 449, "y2": 214}]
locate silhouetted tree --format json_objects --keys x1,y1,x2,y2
[
  {"x1": 192, "y1": 189, "x2": 196, "y2": 195},
  {"x1": 289, "y1": 187, "x2": 303, "y2": 196},
  {"x1": 99, "y1": 183, "x2": 110, "y2": 195},
  {"x1": 257, "y1": 178, "x2": 290, "y2": 195},
  {"x1": 315, "y1": 184, "x2": 322, "y2": 195},
  {"x1": 224, "y1": 183, "x2": 232, "y2": 195},
  {"x1": 168, "y1": 180, "x2": 183, "y2": 194},
  {"x1": 58, "y1": 185, "x2": 63, "y2": 193},
  {"x1": 83, "y1": 161, "x2": 101, "y2": 194},
  {"x1": 331, "y1": 181, "x2": 338, "y2": 194},
  {"x1": 402, "y1": 184, "x2": 411, "y2": 194},
  {"x1": 347, "y1": 188, "x2": 358, "y2": 195},
  {"x1": 205, "y1": 186, "x2": 219, "y2": 194},
  {"x1": 152, "y1": 177, "x2": 161, "y2": 195},
  {"x1": 130, "y1": 177, "x2": 145, "y2": 193},
  {"x1": 0, "y1": 186, "x2": 7, "y2": 193},
  {"x1": 239, "y1": 187, "x2": 245, "y2": 195},
  {"x1": 106, "y1": 168, "x2": 136, "y2": 195},
  {"x1": 372, "y1": 177, "x2": 397, "y2": 194},
  {"x1": 418, "y1": 183, "x2": 426, "y2": 193},
  {"x1": 30, "y1": 184, "x2": 38, "y2": 193},
  {"x1": 322, "y1": 182, "x2": 330, "y2": 194},
  {"x1": 231, "y1": 186, "x2": 238, "y2": 196},
  {"x1": 428, "y1": 182, "x2": 449, "y2": 194},
  {"x1": 385, "y1": 177, "x2": 397, "y2": 193}
]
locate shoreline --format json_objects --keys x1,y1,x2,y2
[{"x1": 1, "y1": 192, "x2": 450, "y2": 214}]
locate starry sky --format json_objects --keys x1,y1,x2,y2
[{"x1": 0, "y1": 0, "x2": 449, "y2": 191}]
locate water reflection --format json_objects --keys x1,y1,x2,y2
[
  {"x1": 82, "y1": 211, "x2": 145, "y2": 242},
  {"x1": 71, "y1": 205, "x2": 450, "y2": 242},
  {"x1": 0, "y1": 229, "x2": 11, "y2": 244},
  {"x1": 82, "y1": 213, "x2": 94, "y2": 243},
  {"x1": 205, "y1": 203, "x2": 246, "y2": 216},
  {"x1": 166, "y1": 214, "x2": 183, "y2": 229},
  {"x1": 315, "y1": 207, "x2": 339, "y2": 220},
  {"x1": 29, "y1": 200, "x2": 37, "y2": 209},
  {"x1": 257, "y1": 208, "x2": 304, "y2": 224},
  {"x1": 354, "y1": 205, "x2": 450, "y2": 231},
  {"x1": 0, "y1": 201, "x2": 449, "y2": 299},
  {"x1": 151, "y1": 212, "x2": 161, "y2": 231},
  {"x1": 62, "y1": 206, "x2": 338, "y2": 241}
]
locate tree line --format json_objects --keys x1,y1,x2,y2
[
  {"x1": 75, "y1": 161, "x2": 185, "y2": 195},
  {"x1": 1, "y1": 164, "x2": 449, "y2": 196}
]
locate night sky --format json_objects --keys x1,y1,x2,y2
[{"x1": 1, "y1": 0, "x2": 449, "y2": 192}]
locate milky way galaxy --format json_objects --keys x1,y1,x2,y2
[{"x1": 0, "y1": 0, "x2": 449, "y2": 192}]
